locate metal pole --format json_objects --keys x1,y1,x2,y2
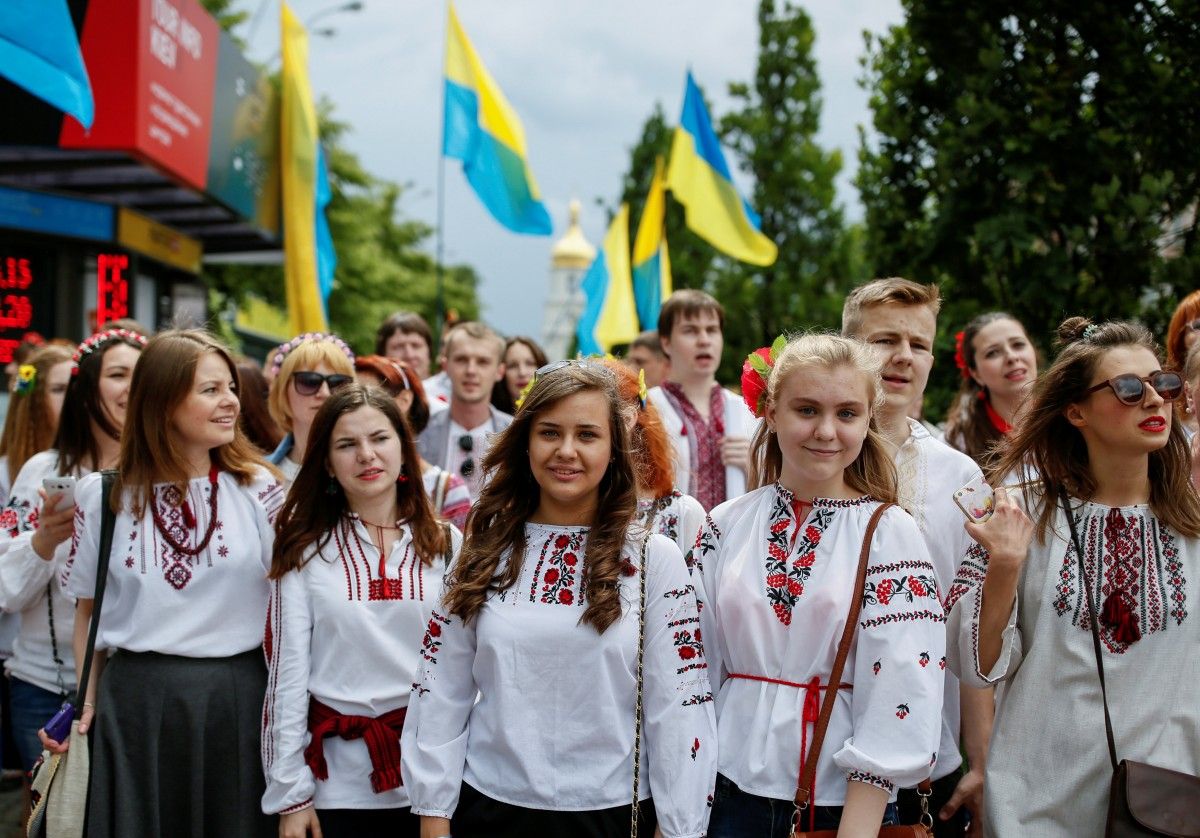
[{"x1": 434, "y1": 0, "x2": 448, "y2": 349}]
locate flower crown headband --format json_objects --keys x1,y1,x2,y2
[
  {"x1": 270, "y1": 333, "x2": 355, "y2": 378},
  {"x1": 741, "y1": 335, "x2": 787, "y2": 418},
  {"x1": 71, "y1": 328, "x2": 148, "y2": 376}
]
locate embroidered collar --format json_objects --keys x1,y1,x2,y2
[{"x1": 773, "y1": 483, "x2": 874, "y2": 509}]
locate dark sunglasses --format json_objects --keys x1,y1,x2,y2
[
  {"x1": 458, "y1": 434, "x2": 475, "y2": 477},
  {"x1": 1084, "y1": 371, "x2": 1182, "y2": 406},
  {"x1": 292, "y1": 371, "x2": 353, "y2": 397}
]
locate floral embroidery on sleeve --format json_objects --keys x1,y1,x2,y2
[
  {"x1": 847, "y1": 769, "x2": 895, "y2": 794},
  {"x1": 421, "y1": 612, "x2": 450, "y2": 664},
  {"x1": 0, "y1": 497, "x2": 36, "y2": 537},
  {"x1": 944, "y1": 542, "x2": 988, "y2": 613},
  {"x1": 684, "y1": 515, "x2": 720, "y2": 575}
]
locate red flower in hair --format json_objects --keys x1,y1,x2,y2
[
  {"x1": 953, "y1": 331, "x2": 971, "y2": 380},
  {"x1": 741, "y1": 348, "x2": 773, "y2": 417}
]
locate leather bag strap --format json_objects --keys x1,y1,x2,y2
[
  {"x1": 630, "y1": 535, "x2": 650, "y2": 837},
  {"x1": 795, "y1": 502, "x2": 892, "y2": 808},
  {"x1": 74, "y1": 470, "x2": 117, "y2": 706},
  {"x1": 1060, "y1": 496, "x2": 1120, "y2": 772}
]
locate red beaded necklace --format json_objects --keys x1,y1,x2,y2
[{"x1": 151, "y1": 466, "x2": 220, "y2": 557}]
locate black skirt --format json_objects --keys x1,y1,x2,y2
[
  {"x1": 451, "y1": 782, "x2": 657, "y2": 838},
  {"x1": 87, "y1": 648, "x2": 275, "y2": 838}
]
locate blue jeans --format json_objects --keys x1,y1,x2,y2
[
  {"x1": 709, "y1": 773, "x2": 899, "y2": 837},
  {"x1": 9, "y1": 677, "x2": 68, "y2": 773}
]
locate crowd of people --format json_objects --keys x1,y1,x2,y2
[{"x1": 0, "y1": 277, "x2": 1192, "y2": 838}]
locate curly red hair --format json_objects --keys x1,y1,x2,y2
[
  {"x1": 599, "y1": 358, "x2": 675, "y2": 498},
  {"x1": 1166, "y1": 290, "x2": 1200, "y2": 371}
]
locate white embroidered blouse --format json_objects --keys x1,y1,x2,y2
[
  {"x1": 637, "y1": 489, "x2": 707, "y2": 560},
  {"x1": 0, "y1": 451, "x2": 84, "y2": 694},
  {"x1": 261, "y1": 517, "x2": 461, "y2": 815},
  {"x1": 62, "y1": 467, "x2": 284, "y2": 657},
  {"x1": 401, "y1": 525, "x2": 718, "y2": 838},
  {"x1": 693, "y1": 484, "x2": 946, "y2": 805},
  {"x1": 945, "y1": 498, "x2": 1200, "y2": 836}
]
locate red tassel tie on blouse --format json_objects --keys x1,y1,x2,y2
[
  {"x1": 304, "y1": 698, "x2": 408, "y2": 793},
  {"x1": 1101, "y1": 592, "x2": 1142, "y2": 644}
]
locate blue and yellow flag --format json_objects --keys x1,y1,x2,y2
[
  {"x1": 281, "y1": 3, "x2": 328, "y2": 333},
  {"x1": 315, "y1": 144, "x2": 337, "y2": 321},
  {"x1": 577, "y1": 205, "x2": 637, "y2": 355},
  {"x1": 443, "y1": 4, "x2": 551, "y2": 235},
  {"x1": 666, "y1": 72, "x2": 776, "y2": 266},
  {"x1": 0, "y1": 0, "x2": 93, "y2": 128},
  {"x1": 631, "y1": 156, "x2": 672, "y2": 330}
]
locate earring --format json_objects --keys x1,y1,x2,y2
[
  {"x1": 325, "y1": 481, "x2": 339, "y2": 496},
  {"x1": 396, "y1": 474, "x2": 408, "y2": 484}
]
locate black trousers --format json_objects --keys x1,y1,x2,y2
[
  {"x1": 451, "y1": 782, "x2": 658, "y2": 838},
  {"x1": 897, "y1": 770, "x2": 970, "y2": 837},
  {"x1": 317, "y1": 806, "x2": 419, "y2": 838}
]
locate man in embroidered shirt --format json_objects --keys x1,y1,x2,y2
[
  {"x1": 416, "y1": 322, "x2": 512, "y2": 499},
  {"x1": 648, "y1": 290, "x2": 757, "y2": 512},
  {"x1": 843, "y1": 277, "x2": 991, "y2": 838}
]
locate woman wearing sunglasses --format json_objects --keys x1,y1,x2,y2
[
  {"x1": 402, "y1": 361, "x2": 717, "y2": 837},
  {"x1": 267, "y1": 334, "x2": 356, "y2": 485},
  {"x1": 944, "y1": 317, "x2": 1200, "y2": 836}
]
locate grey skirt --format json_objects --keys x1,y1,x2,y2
[{"x1": 87, "y1": 648, "x2": 274, "y2": 838}]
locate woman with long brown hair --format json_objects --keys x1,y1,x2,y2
[
  {"x1": 262, "y1": 385, "x2": 456, "y2": 838},
  {"x1": 0, "y1": 344, "x2": 71, "y2": 499},
  {"x1": 402, "y1": 361, "x2": 717, "y2": 837},
  {"x1": 702, "y1": 334, "x2": 944, "y2": 836},
  {"x1": 945, "y1": 317, "x2": 1200, "y2": 836},
  {"x1": 598, "y1": 357, "x2": 705, "y2": 557},
  {"x1": 0, "y1": 331, "x2": 142, "y2": 784},
  {"x1": 48, "y1": 329, "x2": 284, "y2": 837},
  {"x1": 943, "y1": 312, "x2": 1038, "y2": 469},
  {"x1": 354, "y1": 355, "x2": 470, "y2": 530}
]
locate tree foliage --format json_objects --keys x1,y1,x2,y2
[
  {"x1": 616, "y1": 0, "x2": 857, "y2": 380},
  {"x1": 858, "y1": 0, "x2": 1200, "y2": 416}
]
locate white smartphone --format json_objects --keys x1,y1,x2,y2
[
  {"x1": 42, "y1": 477, "x2": 77, "y2": 511},
  {"x1": 952, "y1": 474, "x2": 995, "y2": 523}
]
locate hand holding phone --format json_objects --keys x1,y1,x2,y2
[
  {"x1": 41, "y1": 477, "x2": 76, "y2": 512},
  {"x1": 953, "y1": 475, "x2": 995, "y2": 523}
]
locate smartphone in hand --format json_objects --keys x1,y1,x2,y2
[
  {"x1": 42, "y1": 477, "x2": 77, "y2": 512},
  {"x1": 953, "y1": 474, "x2": 995, "y2": 523}
]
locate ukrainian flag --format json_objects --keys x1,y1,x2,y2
[
  {"x1": 631, "y1": 156, "x2": 672, "y2": 330},
  {"x1": 443, "y1": 4, "x2": 551, "y2": 235},
  {"x1": 281, "y1": 3, "x2": 328, "y2": 333},
  {"x1": 0, "y1": 0, "x2": 93, "y2": 128},
  {"x1": 666, "y1": 72, "x2": 777, "y2": 266},
  {"x1": 577, "y1": 205, "x2": 637, "y2": 355}
]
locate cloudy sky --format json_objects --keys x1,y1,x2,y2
[{"x1": 240, "y1": 0, "x2": 904, "y2": 337}]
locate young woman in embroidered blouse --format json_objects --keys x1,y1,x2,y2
[
  {"x1": 944, "y1": 317, "x2": 1200, "y2": 836},
  {"x1": 267, "y1": 334, "x2": 357, "y2": 485},
  {"x1": 263, "y1": 384, "x2": 458, "y2": 838},
  {"x1": 943, "y1": 312, "x2": 1038, "y2": 470},
  {"x1": 0, "y1": 331, "x2": 142, "y2": 781},
  {"x1": 354, "y1": 355, "x2": 471, "y2": 530},
  {"x1": 48, "y1": 329, "x2": 285, "y2": 838},
  {"x1": 699, "y1": 334, "x2": 945, "y2": 837},
  {"x1": 402, "y1": 361, "x2": 717, "y2": 838},
  {"x1": 0, "y1": 343, "x2": 71, "y2": 500},
  {"x1": 599, "y1": 357, "x2": 706, "y2": 558}
]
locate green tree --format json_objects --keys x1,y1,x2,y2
[
  {"x1": 858, "y1": 0, "x2": 1200, "y2": 417},
  {"x1": 720, "y1": 0, "x2": 855, "y2": 357}
]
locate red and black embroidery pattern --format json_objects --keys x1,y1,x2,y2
[
  {"x1": 847, "y1": 769, "x2": 894, "y2": 793},
  {"x1": 1053, "y1": 509, "x2": 1188, "y2": 654},
  {"x1": 685, "y1": 516, "x2": 720, "y2": 574},
  {"x1": 0, "y1": 497, "x2": 34, "y2": 537},
  {"x1": 529, "y1": 531, "x2": 586, "y2": 606},
  {"x1": 421, "y1": 612, "x2": 449, "y2": 664},
  {"x1": 863, "y1": 572, "x2": 939, "y2": 607},
  {"x1": 943, "y1": 543, "x2": 988, "y2": 612},
  {"x1": 673, "y1": 628, "x2": 706, "y2": 675},
  {"x1": 765, "y1": 486, "x2": 834, "y2": 626}
]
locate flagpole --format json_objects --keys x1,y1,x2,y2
[{"x1": 434, "y1": 0, "x2": 449, "y2": 350}]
